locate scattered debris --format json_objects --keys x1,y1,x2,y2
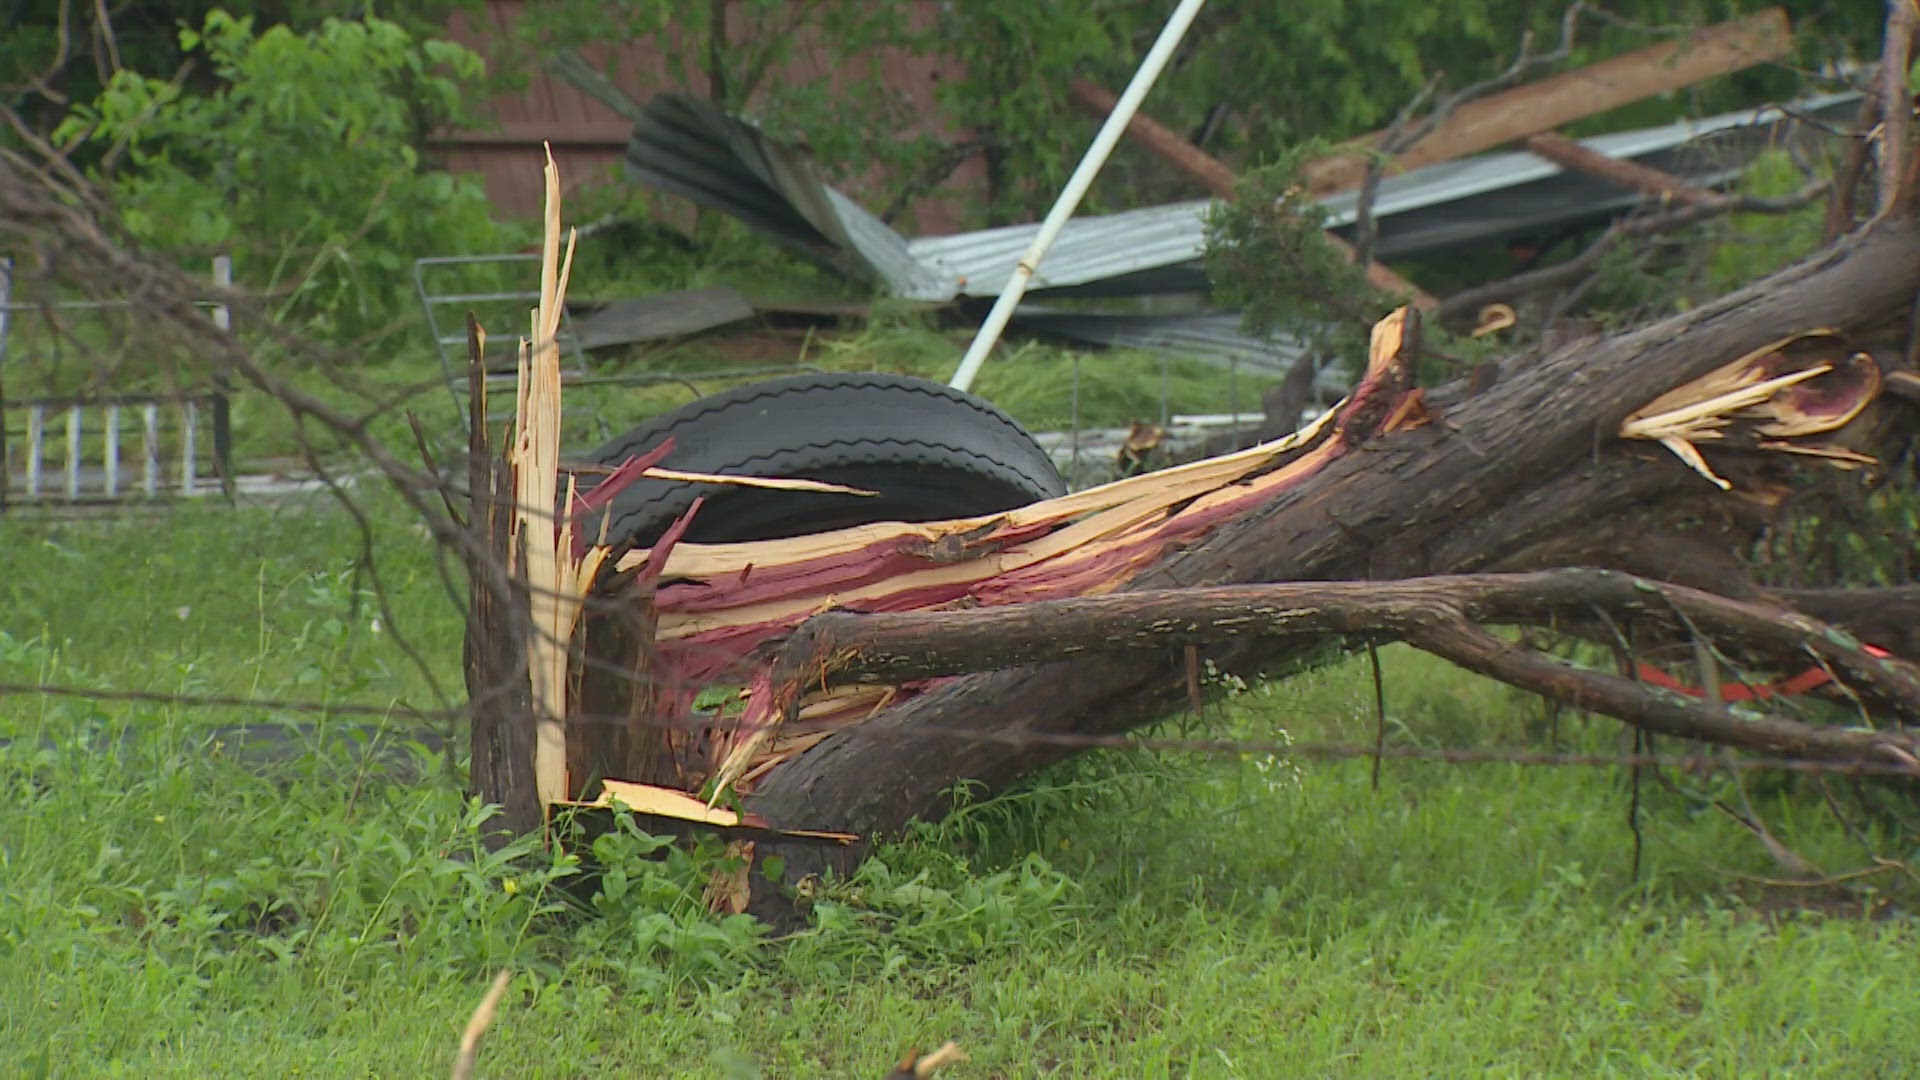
[
  {"x1": 621, "y1": 91, "x2": 1858, "y2": 298},
  {"x1": 449, "y1": 970, "x2": 513, "y2": 1080},
  {"x1": 569, "y1": 285, "x2": 757, "y2": 349},
  {"x1": 884, "y1": 1041, "x2": 969, "y2": 1079},
  {"x1": 612, "y1": 84, "x2": 1857, "y2": 378}
]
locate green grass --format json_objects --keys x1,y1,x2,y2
[{"x1": 4, "y1": 500, "x2": 1918, "y2": 1077}]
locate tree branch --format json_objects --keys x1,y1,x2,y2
[
  {"x1": 1436, "y1": 181, "x2": 1831, "y2": 328},
  {"x1": 766, "y1": 570, "x2": 1920, "y2": 759},
  {"x1": 1824, "y1": 87, "x2": 1883, "y2": 240},
  {"x1": 1522, "y1": 130, "x2": 1722, "y2": 205},
  {"x1": 1351, "y1": 4, "x2": 1585, "y2": 270},
  {"x1": 1878, "y1": 0, "x2": 1919, "y2": 218}
]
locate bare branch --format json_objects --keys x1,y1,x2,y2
[
  {"x1": 1350, "y1": 4, "x2": 1587, "y2": 268},
  {"x1": 1828, "y1": 83, "x2": 1886, "y2": 239},
  {"x1": 1878, "y1": 1, "x2": 1920, "y2": 217},
  {"x1": 765, "y1": 570, "x2": 1920, "y2": 762},
  {"x1": 1436, "y1": 182, "x2": 1831, "y2": 328},
  {"x1": 1522, "y1": 131, "x2": 1723, "y2": 205}
]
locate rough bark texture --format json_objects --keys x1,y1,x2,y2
[
  {"x1": 741, "y1": 218, "x2": 1920, "y2": 919},
  {"x1": 463, "y1": 331, "x2": 542, "y2": 843},
  {"x1": 768, "y1": 572, "x2": 1920, "y2": 730},
  {"x1": 1775, "y1": 586, "x2": 1920, "y2": 660},
  {"x1": 571, "y1": 575, "x2": 676, "y2": 796}
]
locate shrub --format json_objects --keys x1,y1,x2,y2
[{"x1": 54, "y1": 10, "x2": 503, "y2": 346}]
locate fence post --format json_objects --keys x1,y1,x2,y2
[
  {"x1": 143, "y1": 403, "x2": 159, "y2": 497},
  {"x1": 210, "y1": 256, "x2": 238, "y2": 503},
  {"x1": 181, "y1": 399, "x2": 198, "y2": 497},
  {"x1": 65, "y1": 404, "x2": 82, "y2": 500},
  {"x1": 0, "y1": 257, "x2": 10, "y2": 514},
  {"x1": 104, "y1": 403, "x2": 120, "y2": 498}
]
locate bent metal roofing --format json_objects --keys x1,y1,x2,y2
[
  {"x1": 626, "y1": 90, "x2": 1859, "y2": 304},
  {"x1": 621, "y1": 89, "x2": 1858, "y2": 370}
]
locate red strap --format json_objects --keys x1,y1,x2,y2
[{"x1": 1633, "y1": 644, "x2": 1894, "y2": 702}]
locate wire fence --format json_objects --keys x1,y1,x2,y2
[{"x1": 8, "y1": 678, "x2": 1920, "y2": 780}]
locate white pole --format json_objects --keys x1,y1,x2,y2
[
  {"x1": 211, "y1": 255, "x2": 232, "y2": 331},
  {"x1": 948, "y1": 0, "x2": 1209, "y2": 393}
]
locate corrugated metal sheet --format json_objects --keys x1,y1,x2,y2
[
  {"x1": 1006, "y1": 307, "x2": 1304, "y2": 375},
  {"x1": 906, "y1": 90, "x2": 1861, "y2": 297},
  {"x1": 436, "y1": 0, "x2": 982, "y2": 224},
  {"x1": 615, "y1": 88, "x2": 1857, "y2": 369},
  {"x1": 625, "y1": 93, "x2": 963, "y2": 300}
]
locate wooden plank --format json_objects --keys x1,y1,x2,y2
[{"x1": 1301, "y1": 9, "x2": 1794, "y2": 195}]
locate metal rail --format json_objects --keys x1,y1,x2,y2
[{"x1": 0, "y1": 257, "x2": 236, "y2": 512}]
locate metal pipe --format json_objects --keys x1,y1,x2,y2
[{"x1": 948, "y1": 0, "x2": 1209, "y2": 393}]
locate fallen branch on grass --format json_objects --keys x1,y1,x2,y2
[{"x1": 763, "y1": 570, "x2": 1920, "y2": 764}]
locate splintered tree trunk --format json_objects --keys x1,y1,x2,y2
[
  {"x1": 463, "y1": 321, "x2": 542, "y2": 842},
  {"x1": 740, "y1": 218, "x2": 1920, "y2": 919}
]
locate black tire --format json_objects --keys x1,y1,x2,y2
[{"x1": 576, "y1": 372, "x2": 1067, "y2": 546}]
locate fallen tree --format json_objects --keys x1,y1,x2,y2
[
  {"x1": 7, "y1": 4, "x2": 1915, "y2": 933},
  {"x1": 418, "y1": 71, "x2": 1920, "y2": 921},
  {"x1": 446, "y1": 208, "x2": 1909, "y2": 922},
  {"x1": 713, "y1": 216, "x2": 1920, "y2": 920}
]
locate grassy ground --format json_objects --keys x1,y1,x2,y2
[{"x1": 3, "y1": 497, "x2": 1917, "y2": 1078}]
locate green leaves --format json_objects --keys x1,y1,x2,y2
[
  {"x1": 1202, "y1": 147, "x2": 1386, "y2": 354},
  {"x1": 54, "y1": 12, "x2": 501, "y2": 345}
]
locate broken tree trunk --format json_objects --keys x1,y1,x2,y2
[
  {"x1": 739, "y1": 216, "x2": 1920, "y2": 919},
  {"x1": 464, "y1": 317, "x2": 544, "y2": 843}
]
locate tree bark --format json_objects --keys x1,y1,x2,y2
[
  {"x1": 768, "y1": 571, "x2": 1920, "y2": 722},
  {"x1": 1521, "y1": 131, "x2": 1721, "y2": 205},
  {"x1": 742, "y1": 218, "x2": 1920, "y2": 917},
  {"x1": 463, "y1": 324, "x2": 542, "y2": 842}
]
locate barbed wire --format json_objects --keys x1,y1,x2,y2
[{"x1": 6, "y1": 678, "x2": 1918, "y2": 777}]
